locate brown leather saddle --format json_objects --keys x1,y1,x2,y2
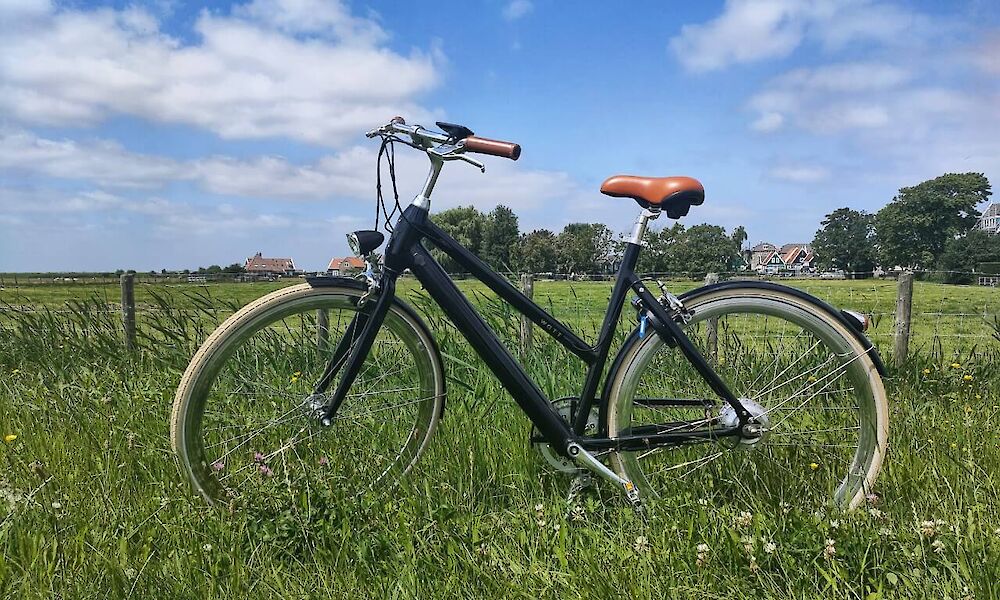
[{"x1": 600, "y1": 175, "x2": 705, "y2": 218}]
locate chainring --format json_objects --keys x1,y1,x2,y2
[{"x1": 531, "y1": 397, "x2": 599, "y2": 473}]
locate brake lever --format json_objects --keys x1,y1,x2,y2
[
  {"x1": 428, "y1": 143, "x2": 486, "y2": 173},
  {"x1": 456, "y1": 154, "x2": 486, "y2": 173}
]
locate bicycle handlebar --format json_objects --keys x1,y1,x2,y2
[{"x1": 366, "y1": 117, "x2": 520, "y2": 161}]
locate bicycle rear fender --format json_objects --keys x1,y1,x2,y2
[
  {"x1": 602, "y1": 279, "x2": 888, "y2": 405},
  {"x1": 686, "y1": 280, "x2": 887, "y2": 378},
  {"x1": 305, "y1": 275, "x2": 448, "y2": 418}
]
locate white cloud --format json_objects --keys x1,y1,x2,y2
[
  {"x1": 669, "y1": 0, "x2": 930, "y2": 73},
  {"x1": 0, "y1": 186, "x2": 300, "y2": 235},
  {"x1": 670, "y1": 0, "x2": 806, "y2": 72},
  {"x1": 745, "y1": 58, "x2": 1000, "y2": 189},
  {"x1": 0, "y1": 1, "x2": 441, "y2": 146},
  {"x1": 767, "y1": 164, "x2": 831, "y2": 183},
  {"x1": 971, "y1": 33, "x2": 1000, "y2": 75},
  {"x1": 502, "y1": 0, "x2": 533, "y2": 21},
  {"x1": 0, "y1": 130, "x2": 183, "y2": 188},
  {"x1": 0, "y1": 129, "x2": 589, "y2": 223},
  {"x1": 234, "y1": 0, "x2": 386, "y2": 42},
  {"x1": 745, "y1": 62, "x2": 964, "y2": 135},
  {"x1": 750, "y1": 112, "x2": 784, "y2": 132},
  {"x1": 775, "y1": 62, "x2": 911, "y2": 93}
]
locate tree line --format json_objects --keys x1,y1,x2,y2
[
  {"x1": 811, "y1": 172, "x2": 997, "y2": 282},
  {"x1": 431, "y1": 205, "x2": 746, "y2": 276},
  {"x1": 437, "y1": 172, "x2": 996, "y2": 282}
]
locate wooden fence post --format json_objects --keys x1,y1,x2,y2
[
  {"x1": 704, "y1": 273, "x2": 719, "y2": 360},
  {"x1": 316, "y1": 308, "x2": 330, "y2": 352},
  {"x1": 893, "y1": 271, "x2": 914, "y2": 368},
  {"x1": 120, "y1": 273, "x2": 136, "y2": 351},
  {"x1": 520, "y1": 273, "x2": 534, "y2": 360}
]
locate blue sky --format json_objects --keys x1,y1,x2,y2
[{"x1": 1, "y1": 0, "x2": 998, "y2": 272}]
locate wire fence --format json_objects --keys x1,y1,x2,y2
[{"x1": 1, "y1": 269, "x2": 997, "y2": 367}]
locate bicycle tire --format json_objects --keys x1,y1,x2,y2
[
  {"x1": 605, "y1": 285, "x2": 888, "y2": 510},
  {"x1": 171, "y1": 283, "x2": 445, "y2": 509}
]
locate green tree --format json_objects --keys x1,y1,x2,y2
[
  {"x1": 673, "y1": 223, "x2": 739, "y2": 276},
  {"x1": 556, "y1": 223, "x2": 614, "y2": 274},
  {"x1": 730, "y1": 225, "x2": 748, "y2": 253},
  {"x1": 938, "y1": 229, "x2": 1000, "y2": 283},
  {"x1": 517, "y1": 229, "x2": 558, "y2": 273},
  {"x1": 481, "y1": 205, "x2": 520, "y2": 272},
  {"x1": 812, "y1": 208, "x2": 876, "y2": 274},
  {"x1": 222, "y1": 263, "x2": 246, "y2": 273},
  {"x1": 637, "y1": 222, "x2": 685, "y2": 273},
  {"x1": 875, "y1": 173, "x2": 991, "y2": 269},
  {"x1": 431, "y1": 206, "x2": 485, "y2": 272}
]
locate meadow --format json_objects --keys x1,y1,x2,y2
[{"x1": 1, "y1": 276, "x2": 998, "y2": 598}]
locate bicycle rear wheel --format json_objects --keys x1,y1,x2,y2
[
  {"x1": 605, "y1": 286, "x2": 888, "y2": 510},
  {"x1": 171, "y1": 283, "x2": 444, "y2": 510}
]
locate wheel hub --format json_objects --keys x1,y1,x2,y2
[{"x1": 718, "y1": 398, "x2": 770, "y2": 447}]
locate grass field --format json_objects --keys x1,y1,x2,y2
[{"x1": 1, "y1": 277, "x2": 999, "y2": 598}]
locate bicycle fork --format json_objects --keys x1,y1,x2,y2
[{"x1": 313, "y1": 277, "x2": 397, "y2": 426}]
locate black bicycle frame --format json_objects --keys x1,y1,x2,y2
[{"x1": 319, "y1": 204, "x2": 748, "y2": 454}]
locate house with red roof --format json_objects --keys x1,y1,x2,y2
[
  {"x1": 327, "y1": 256, "x2": 365, "y2": 276},
  {"x1": 244, "y1": 252, "x2": 297, "y2": 277}
]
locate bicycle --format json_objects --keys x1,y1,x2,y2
[{"x1": 171, "y1": 117, "x2": 889, "y2": 513}]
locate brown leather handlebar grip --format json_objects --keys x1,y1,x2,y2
[{"x1": 463, "y1": 136, "x2": 521, "y2": 160}]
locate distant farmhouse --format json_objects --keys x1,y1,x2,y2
[
  {"x1": 976, "y1": 202, "x2": 1000, "y2": 234},
  {"x1": 244, "y1": 252, "x2": 297, "y2": 277},
  {"x1": 748, "y1": 243, "x2": 815, "y2": 275},
  {"x1": 327, "y1": 256, "x2": 365, "y2": 276}
]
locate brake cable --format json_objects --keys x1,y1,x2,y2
[{"x1": 374, "y1": 136, "x2": 402, "y2": 233}]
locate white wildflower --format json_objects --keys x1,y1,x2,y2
[
  {"x1": 735, "y1": 510, "x2": 753, "y2": 527},
  {"x1": 696, "y1": 543, "x2": 710, "y2": 567},
  {"x1": 823, "y1": 538, "x2": 836, "y2": 560},
  {"x1": 919, "y1": 520, "x2": 937, "y2": 538},
  {"x1": 763, "y1": 541, "x2": 777, "y2": 554}
]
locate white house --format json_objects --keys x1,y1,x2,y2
[{"x1": 975, "y1": 203, "x2": 1000, "y2": 234}]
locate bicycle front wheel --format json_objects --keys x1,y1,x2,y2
[
  {"x1": 171, "y1": 283, "x2": 444, "y2": 510},
  {"x1": 605, "y1": 285, "x2": 888, "y2": 510}
]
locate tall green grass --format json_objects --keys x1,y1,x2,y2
[{"x1": 1, "y1": 280, "x2": 998, "y2": 598}]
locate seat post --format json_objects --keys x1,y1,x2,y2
[{"x1": 628, "y1": 207, "x2": 661, "y2": 245}]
